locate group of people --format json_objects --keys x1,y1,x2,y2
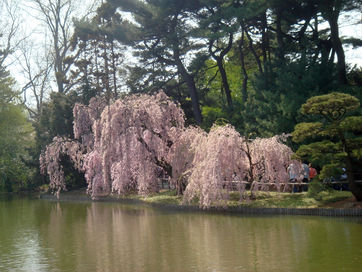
[{"x1": 287, "y1": 162, "x2": 317, "y2": 192}]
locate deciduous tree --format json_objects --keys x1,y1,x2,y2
[
  {"x1": 41, "y1": 91, "x2": 297, "y2": 207},
  {"x1": 0, "y1": 67, "x2": 34, "y2": 191}
]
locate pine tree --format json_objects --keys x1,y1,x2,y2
[{"x1": 293, "y1": 92, "x2": 362, "y2": 200}]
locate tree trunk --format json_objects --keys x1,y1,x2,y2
[
  {"x1": 347, "y1": 159, "x2": 362, "y2": 201},
  {"x1": 261, "y1": 11, "x2": 270, "y2": 66},
  {"x1": 216, "y1": 59, "x2": 233, "y2": 108},
  {"x1": 245, "y1": 30, "x2": 263, "y2": 74},
  {"x1": 208, "y1": 32, "x2": 234, "y2": 109},
  {"x1": 238, "y1": 29, "x2": 248, "y2": 103},
  {"x1": 183, "y1": 72, "x2": 203, "y2": 125},
  {"x1": 174, "y1": 56, "x2": 202, "y2": 124},
  {"x1": 321, "y1": 0, "x2": 347, "y2": 84},
  {"x1": 327, "y1": 13, "x2": 347, "y2": 84},
  {"x1": 275, "y1": 9, "x2": 285, "y2": 62},
  {"x1": 338, "y1": 130, "x2": 362, "y2": 201}
]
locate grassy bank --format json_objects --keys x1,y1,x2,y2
[
  {"x1": 39, "y1": 184, "x2": 360, "y2": 209},
  {"x1": 109, "y1": 189, "x2": 355, "y2": 209}
]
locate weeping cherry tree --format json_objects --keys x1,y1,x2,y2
[{"x1": 41, "y1": 91, "x2": 298, "y2": 206}]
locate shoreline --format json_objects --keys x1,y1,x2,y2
[{"x1": 38, "y1": 190, "x2": 362, "y2": 217}]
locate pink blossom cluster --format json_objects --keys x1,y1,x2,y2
[
  {"x1": 174, "y1": 126, "x2": 298, "y2": 208},
  {"x1": 73, "y1": 96, "x2": 107, "y2": 151},
  {"x1": 40, "y1": 137, "x2": 84, "y2": 197},
  {"x1": 248, "y1": 136, "x2": 294, "y2": 191},
  {"x1": 73, "y1": 91, "x2": 185, "y2": 197},
  {"x1": 40, "y1": 91, "x2": 299, "y2": 206},
  {"x1": 167, "y1": 126, "x2": 206, "y2": 192},
  {"x1": 183, "y1": 125, "x2": 249, "y2": 207}
]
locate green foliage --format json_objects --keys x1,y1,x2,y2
[
  {"x1": 0, "y1": 69, "x2": 17, "y2": 104},
  {"x1": 84, "y1": 0, "x2": 362, "y2": 136},
  {"x1": 348, "y1": 136, "x2": 362, "y2": 160},
  {"x1": 292, "y1": 122, "x2": 324, "y2": 143},
  {"x1": 301, "y1": 92, "x2": 360, "y2": 120},
  {"x1": 0, "y1": 70, "x2": 34, "y2": 192},
  {"x1": 195, "y1": 50, "x2": 249, "y2": 132},
  {"x1": 31, "y1": 91, "x2": 84, "y2": 189},
  {"x1": 35, "y1": 92, "x2": 79, "y2": 148},
  {"x1": 319, "y1": 163, "x2": 345, "y2": 181},
  {"x1": 94, "y1": 189, "x2": 352, "y2": 208},
  {"x1": 0, "y1": 157, "x2": 29, "y2": 192},
  {"x1": 347, "y1": 67, "x2": 362, "y2": 86},
  {"x1": 201, "y1": 106, "x2": 226, "y2": 130},
  {"x1": 340, "y1": 116, "x2": 362, "y2": 131},
  {"x1": 249, "y1": 61, "x2": 339, "y2": 136},
  {"x1": 227, "y1": 190, "x2": 352, "y2": 208},
  {"x1": 7, "y1": 0, "x2": 361, "y2": 193},
  {"x1": 296, "y1": 141, "x2": 345, "y2": 168},
  {"x1": 307, "y1": 180, "x2": 327, "y2": 200},
  {"x1": 293, "y1": 92, "x2": 362, "y2": 199}
]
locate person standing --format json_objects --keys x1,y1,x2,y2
[
  {"x1": 309, "y1": 163, "x2": 317, "y2": 181},
  {"x1": 287, "y1": 163, "x2": 298, "y2": 193},
  {"x1": 301, "y1": 162, "x2": 310, "y2": 191}
]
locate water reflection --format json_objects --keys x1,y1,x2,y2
[
  {"x1": 0, "y1": 197, "x2": 57, "y2": 272},
  {"x1": 1, "y1": 197, "x2": 362, "y2": 272}
]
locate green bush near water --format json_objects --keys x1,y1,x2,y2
[{"x1": 307, "y1": 179, "x2": 329, "y2": 200}]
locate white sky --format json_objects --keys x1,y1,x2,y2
[{"x1": 339, "y1": 11, "x2": 362, "y2": 68}]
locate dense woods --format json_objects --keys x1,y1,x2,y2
[{"x1": 1, "y1": 0, "x2": 361, "y2": 202}]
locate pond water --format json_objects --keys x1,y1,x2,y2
[{"x1": 0, "y1": 196, "x2": 361, "y2": 272}]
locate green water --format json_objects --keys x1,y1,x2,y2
[{"x1": 0, "y1": 196, "x2": 361, "y2": 272}]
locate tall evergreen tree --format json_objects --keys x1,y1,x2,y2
[
  {"x1": 293, "y1": 92, "x2": 362, "y2": 200},
  {"x1": 93, "y1": 0, "x2": 205, "y2": 124},
  {"x1": 72, "y1": 2, "x2": 125, "y2": 102}
]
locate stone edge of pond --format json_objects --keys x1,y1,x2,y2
[{"x1": 39, "y1": 193, "x2": 362, "y2": 217}]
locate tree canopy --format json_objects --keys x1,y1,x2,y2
[
  {"x1": 41, "y1": 91, "x2": 298, "y2": 207},
  {"x1": 293, "y1": 92, "x2": 362, "y2": 200},
  {"x1": 0, "y1": 67, "x2": 34, "y2": 192},
  {"x1": 1, "y1": 0, "x2": 362, "y2": 196}
]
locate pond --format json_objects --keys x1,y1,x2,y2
[{"x1": 0, "y1": 195, "x2": 361, "y2": 272}]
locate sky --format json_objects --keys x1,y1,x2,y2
[{"x1": 339, "y1": 11, "x2": 362, "y2": 67}]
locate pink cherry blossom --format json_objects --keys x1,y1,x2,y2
[{"x1": 40, "y1": 91, "x2": 300, "y2": 206}]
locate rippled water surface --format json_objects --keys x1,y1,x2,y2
[{"x1": 0, "y1": 195, "x2": 361, "y2": 272}]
